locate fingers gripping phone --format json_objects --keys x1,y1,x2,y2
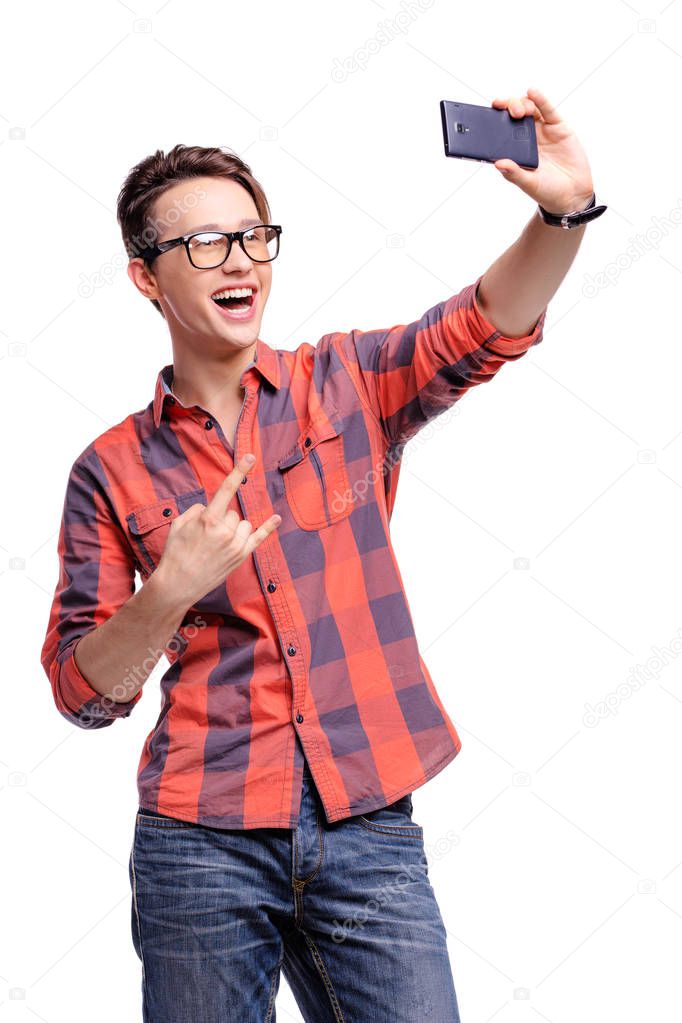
[{"x1": 440, "y1": 99, "x2": 538, "y2": 169}]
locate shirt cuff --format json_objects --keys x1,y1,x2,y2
[
  {"x1": 471, "y1": 274, "x2": 547, "y2": 359},
  {"x1": 58, "y1": 639, "x2": 143, "y2": 727}
]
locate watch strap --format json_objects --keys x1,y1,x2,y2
[{"x1": 537, "y1": 192, "x2": 607, "y2": 229}]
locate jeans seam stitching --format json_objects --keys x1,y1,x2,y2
[
  {"x1": 264, "y1": 946, "x2": 285, "y2": 1023},
  {"x1": 302, "y1": 930, "x2": 347, "y2": 1022},
  {"x1": 130, "y1": 838, "x2": 148, "y2": 1009},
  {"x1": 357, "y1": 816, "x2": 423, "y2": 836}
]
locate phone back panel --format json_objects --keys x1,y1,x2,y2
[{"x1": 440, "y1": 100, "x2": 538, "y2": 169}]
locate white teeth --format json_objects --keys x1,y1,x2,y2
[{"x1": 212, "y1": 287, "x2": 254, "y2": 300}]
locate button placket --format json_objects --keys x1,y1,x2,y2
[
  {"x1": 245, "y1": 484, "x2": 309, "y2": 731},
  {"x1": 229, "y1": 383, "x2": 316, "y2": 771}
]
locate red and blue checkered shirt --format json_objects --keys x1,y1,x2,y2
[{"x1": 41, "y1": 274, "x2": 546, "y2": 827}]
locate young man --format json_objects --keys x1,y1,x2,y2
[{"x1": 41, "y1": 88, "x2": 602, "y2": 1022}]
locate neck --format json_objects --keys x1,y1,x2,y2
[{"x1": 170, "y1": 341, "x2": 258, "y2": 410}]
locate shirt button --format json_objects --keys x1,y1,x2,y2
[
  {"x1": 304, "y1": 437, "x2": 311, "y2": 447},
  {"x1": 241, "y1": 477, "x2": 247, "y2": 484},
  {"x1": 287, "y1": 645, "x2": 296, "y2": 656},
  {"x1": 267, "y1": 581, "x2": 277, "y2": 592},
  {"x1": 205, "y1": 419, "x2": 214, "y2": 430},
  {"x1": 168, "y1": 396, "x2": 176, "y2": 404},
  {"x1": 296, "y1": 713, "x2": 304, "y2": 723},
  {"x1": 162, "y1": 507, "x2": 172, "y2": 517}
]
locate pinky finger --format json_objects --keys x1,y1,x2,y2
[{"x1": 244, "y1": 514, "x2": 282, "y2": 554}]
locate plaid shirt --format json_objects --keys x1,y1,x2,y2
[{"x1": 41, "y1": 274, "x2": 546, "y2": 828}]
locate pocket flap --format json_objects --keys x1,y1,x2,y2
[
  {"x1": 277, "y1": 415, "x2": 345, "y2": 472},
  {"x1": 126, "y1": 488, "x2": 207, "y2": 535}
]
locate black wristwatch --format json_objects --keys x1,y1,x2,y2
[{"x1": 537, "y1": 192, "x2": 607, "y2": 229}]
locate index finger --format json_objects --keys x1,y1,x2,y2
[
  {"x1": 207, "y1": 453, "x2": 256, "y2": 518},
  {"x1": 491, "y1": 95, "x2": 537, "y2": 119},
  {"x1": 525, "y1": 87, "x2": 561, "y2": 125}
]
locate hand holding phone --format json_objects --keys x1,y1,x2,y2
[{"x1": 440, "y1": 99, "x2": 538, "y2": 170}]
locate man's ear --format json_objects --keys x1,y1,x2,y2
[{"x1": 127, "y1": 257, "x2": 160, "y2": 302}]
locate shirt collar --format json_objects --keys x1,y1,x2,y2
[{"x1": 152, "y1": 337, "x2": 280, "y2": 429}]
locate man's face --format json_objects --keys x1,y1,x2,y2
[{"x1": 128, "y1": 176, "x2": 273, "y2": 353}]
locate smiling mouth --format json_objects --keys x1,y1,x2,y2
[
  {"x1": 210, "y1": 290, "x2": 257, "y2": 321},
  {"x1": 211, "y1": 292, "x2": 255, "y2": 311}
]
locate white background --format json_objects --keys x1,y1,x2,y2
[{"x1": 4, "y1": 0, "x2": 681, "y2": 1019}]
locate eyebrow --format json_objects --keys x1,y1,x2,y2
[{"x1": 185, "y1": 217, "x2": 263, "y2": 232}]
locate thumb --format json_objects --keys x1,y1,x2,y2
[
  {"x1": 494, "y1": 159, "x2": 539, "y2": 196},
  {"x1": 494, "y1": 158, "x2": 521, "y2": 179}
]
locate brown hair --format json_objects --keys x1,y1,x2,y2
[{"x1": 116, "y1": 144, "x2": 272, "y2": 318}]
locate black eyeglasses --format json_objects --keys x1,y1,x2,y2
[{"x1": 135, "y1": 224, "x2": 283, "y2": 269}]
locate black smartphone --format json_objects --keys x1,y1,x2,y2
[{"x1": 440, "y1": 99, "x2": 538, "y2": 170}]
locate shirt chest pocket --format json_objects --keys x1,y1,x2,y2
[
  {"x1": 277, "y1": 417, "x2": 353, "y2": 531},
  {"x1": 125, "y1": 487, "x2": 208, "y2": 576}
]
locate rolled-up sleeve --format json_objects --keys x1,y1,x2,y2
[
  {"x1": 329, "y1": 273, "x2": 547, "y2": 447},
  {"x1": 40, "y1": 454, "x2": 143, "y2": 729}
]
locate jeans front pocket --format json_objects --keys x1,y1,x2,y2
[
  {"x1": 358, "y1": 793, "x2": 423, "y2": 838},
  {"x1": 135, "y1": 806, "x2": 198, "y2": 829}
]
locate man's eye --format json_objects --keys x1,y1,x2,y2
[{"x1": 193, "y1": 234, "x2": 223, "y2": 247}]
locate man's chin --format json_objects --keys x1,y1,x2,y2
[{"x1": 210, "y1": 320, "x2": 261, "y2": 348}]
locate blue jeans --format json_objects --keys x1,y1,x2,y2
[{"x1": 128, "y1": 759, "x2": 461, "y2": 1022}]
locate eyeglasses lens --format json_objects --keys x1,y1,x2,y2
[{"x1": 187, "y1": 226, "x2": 279, "y2": 268}]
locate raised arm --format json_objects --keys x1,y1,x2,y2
[{"x1": 329, "y1": 274, "x2": 547, "y2": 449}]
